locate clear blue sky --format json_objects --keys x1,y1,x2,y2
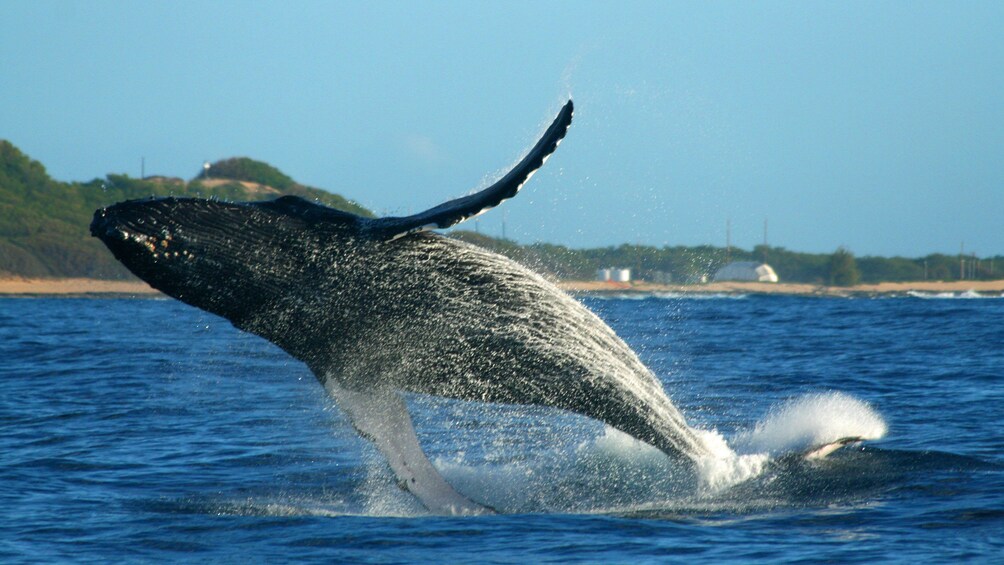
[{"x1": 3, "y1": 1, "x2": 1001, "y2": 257}]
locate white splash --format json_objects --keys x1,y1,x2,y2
[
  {"x1": 692, "y1": 429, "x2": 769, "y2": 493},
  {"x1": 732, "y1": 392, "x2": 887, "y2": 457},
  {"x1": 907, "y1": 290, "x2": 993, "y2": 299}
]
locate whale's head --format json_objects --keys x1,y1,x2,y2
[
  {"x1": 89, "y1": 100, "x2": 573, "y2": 382},
  {"x1": 91, "y1": 196, "x2": 364, "y2": 325}
]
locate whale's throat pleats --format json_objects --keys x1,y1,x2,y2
[{"x1": 324, "y1": 380, "x2": 493, "y2": 515}]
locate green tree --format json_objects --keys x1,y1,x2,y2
[{"x1": 827, "y1": 247, "x2": 860, "y2": 286}]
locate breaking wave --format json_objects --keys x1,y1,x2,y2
[{"x1": 907, "y1": 290, "x2": 999, "y2": 299}]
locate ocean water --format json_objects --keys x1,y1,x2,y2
[{"x1": 2, "y1": 294, "x2": 1002, "y2": 563}]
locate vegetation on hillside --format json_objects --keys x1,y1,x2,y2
[
  {"x1": 0, "y1": 140, "x2": 371, "y2": 279},
  {"x1": 200, "y1": 157, "x2": 295, "y2": 190},
  {"x1": 2, "y1": 139, "x2": 1000, "y2": 284}
]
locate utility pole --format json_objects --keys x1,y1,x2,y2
[
  {"x1": 140, "y1": 157, "x2": 145, "y2": 179},
  {"x1": 763, "y1": 217, "x2": 769, "y2": 264},
  {"x1": 960, "y1": 242, "x2": 965, "y2": 280}
]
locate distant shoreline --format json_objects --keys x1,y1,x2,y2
[
  {"x1": 558, "y1": 279, "x2": 1004, "y2": 297},
  {"x1": 2, "y1": 277, "x2": 1003, "y2": 298}
]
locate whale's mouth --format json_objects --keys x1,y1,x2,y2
[
  {"x1": 91, "y1": 200, "x2": 153, "y2": 242},
  {"x1": 90, "y1": 205, "x2": 121, "y2": 241},
  {"x1": 93, "y1": 204, "x2": 155, "y2": 254},
  {"x1": 91, "y1": 200, "x2": 196, "y2": 271},
  {"x1": 92, "y1": 204, "x2": 142, "y2": 256}
]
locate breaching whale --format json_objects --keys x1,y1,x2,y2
[{"x1": 91, "y1": 100, "x2": 718, "y2": 515}]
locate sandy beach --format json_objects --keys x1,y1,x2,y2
[
  {"x1": 2, "y1": 276, "x2": 1003, "y2": 297},
  {"x1": 0, "y1": 277, "x2": 159, "y2": 296}
]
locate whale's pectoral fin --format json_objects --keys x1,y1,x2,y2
[
  {"x1": 325, "y1": 381, "x2": 493, "y2": 516},
  {"x1": 365, "y1": 99, "x2": 573, "y2": 241},
  {"x1": 802, "y1": 436, "x2": 865, "y2": 460}
]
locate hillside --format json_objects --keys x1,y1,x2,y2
[{"x1": 0, "y1": 141, "x2": 372, "y2": 279}]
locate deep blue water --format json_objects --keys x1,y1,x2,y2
[{"x1": 2, "y1": 294, "x2": 1002, "y2": 563}]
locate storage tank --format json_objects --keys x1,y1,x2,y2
[{"x1": 612, "y1": 268, "x2": 631, "y2": 283}]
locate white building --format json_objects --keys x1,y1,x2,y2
[
  {"x1": 597, "y1": 268, "x2": 631, "y2": 283},
  {"x1": 713, "y1": 262, "x2": 779, "y2": 283},
  {"x1": 612, "y1": 268, "x2": 631, "y2": 282}
]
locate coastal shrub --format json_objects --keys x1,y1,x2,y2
[{"x1": 827, "y1": 247, "x2": 861, "y2": 287}]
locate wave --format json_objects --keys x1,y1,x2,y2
[{"x1": 907, "y1": 290, "x2": 1000, "y2": 299}]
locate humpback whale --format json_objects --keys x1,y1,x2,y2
[{"x1": 91, "y1": 100, "x2": 716, "y2": 515}]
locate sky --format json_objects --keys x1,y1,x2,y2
[{"x1": 2, "y1": 1, "x2": 1002, "y2": 257}]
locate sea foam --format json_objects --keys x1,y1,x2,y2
[{"x1": 732, "y1": 392, "x2": 887, "y2": 456}]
